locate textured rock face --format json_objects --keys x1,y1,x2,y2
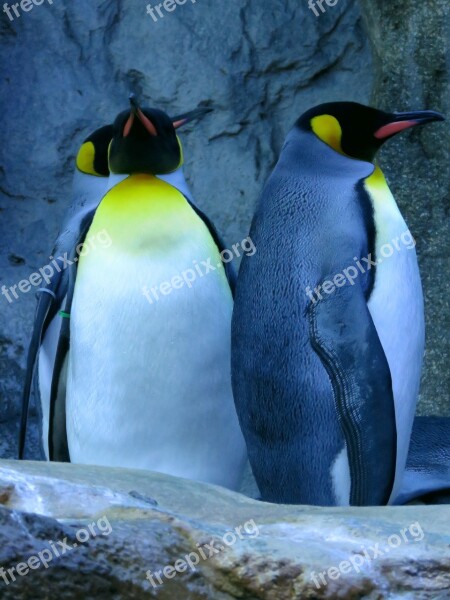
[
  {"x1": 0, "y1": 0, "x2": 373, "y2": 459},
  {"x1": 0, "y1": 460, "x2": 449, "y2": 599},
  {"x1": 359, "y1": 0, "x2": 450, "y2": 417}
]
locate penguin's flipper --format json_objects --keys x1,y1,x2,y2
[
  {"x1": 19, "y1": 281, "x2": 62, "y2": 459},
  {"x1": 394, "y1": 416, "x2": 450, "y2": 505},
  {"x1": 20, "y1": 205, "x2": 97, "y2": 460},
  {"x1": 185, "y1": 199, "x2": 237, "y2": 295},
  {"x1": 47, "y1": 209, "x2": 97, "y2": 461},
  {"x1": 309, "y1": 280, "x2": 397, "y2": 506},
  {"x1": 48, "y1": 313, "x2": 71, "y2": 462}
]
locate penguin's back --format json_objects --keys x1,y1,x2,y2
[{"x1": 232, "y1": 130, "x2": 379, "y2": 504}]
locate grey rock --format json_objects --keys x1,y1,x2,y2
[
  {"x1": 359, "y1": 0, "x2": 450, "y2": 417},
  {"x1": 0, "y1": 459, "x2": 449, "y2": 599},
  {"x1": 0, "y1": 0, "x2": 372, "y2": 460}
]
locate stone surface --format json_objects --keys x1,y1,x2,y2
[
  {"x1": 0, "y1": 0, "x2": 372, "y2": 460},
  {"x1": 0, "y1": 459, "x2": 449, "y2": 599},
  {"x1": 359, "y1": 0, "x2": 450, "y2": 417}
]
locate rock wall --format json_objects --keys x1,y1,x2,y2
[{"x1": 359, "y1": 0, "x2": 450, "y2": 417}]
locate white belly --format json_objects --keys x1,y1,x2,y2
[
  {"x1": 66, "y1": 202, "x2": 246, "y2": 490},
  {"x1": 366, "y1": 171, "x2": 425, "y2": 503},
  {"x1": 37, "y1": 170, "x2": 190, "y2": 460}
]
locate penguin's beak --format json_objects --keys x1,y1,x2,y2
[
  {"x1": 374, "y1": 110, "x2": 445, "y2": 140},
  {"x1": 171, "y1": 106, "x2": 213, "y2": 130},
  {"x1": 124, "y1": 94, "x2": 158, "y2": 137}
]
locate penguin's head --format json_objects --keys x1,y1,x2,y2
[
  {"x1": 108, "y1": 95, "x2": 212, "y2": 175},
  {"x1": 76, "y1": 124, "x2": 114, "y2": 177},
  {"x1": 297, "y1": 102, "x2": 445, "y2": 163}
]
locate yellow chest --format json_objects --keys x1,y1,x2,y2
[
  {"x1": 84, "y1": 174, "x2": 204, "y2": 254},
  {"x1": 364, "y1": 165, "x2": 406, "y2": 247}
]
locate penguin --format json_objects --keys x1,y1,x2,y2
[
  {"x1": 395, "y1": 416, "x2": 450, "y2": 505},
  {"x1": 19, "y1": 108, "x2": 211, "y2": 463},
  {"x1": 231, "y1": 102, "x2": 444, "y2": 506},
  {"x1": 45, "y1": 96, "x2": 247, "y2": 490},
  {"x1": 19, "y1": 124, "x2": 114, "y2": 460}
]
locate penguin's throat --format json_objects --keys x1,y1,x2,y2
[
  {"x1": 86, "y1": 174, "x2": 198, "y2": 251},
  {"x1": 365, "y1": 164, "x2": 389, "y2": 189}
]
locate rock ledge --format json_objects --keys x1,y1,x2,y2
[{"x1": 0, "y1": 460, "x2": 449, "y2": 599}]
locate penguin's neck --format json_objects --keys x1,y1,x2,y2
[
  {"x1": 158, "y1": 167, "x2": 193, "y2": 203},
  {"x1": 69, "y1": 169, "x2": 109, "y2": 215},
  {"x1": 364, "y1": 164, "x2": 406, "y2": 247},
  {"x1": 283, "y1": 128, "x2": 375, "y2": 181},
  {"x1": 106, "y1": 167, "x2": 193, "y2": 202},
  {"x1": 107, "y1": 173, "x2": 128, "y2": 191},
  {"x1": 365, "y1": 164, "x2": 389, "y2": 190},
  {"x1": 364, "y1": 164, "x2": 400, "y2": 212},
  {"x1": 91, "y1": 174, "x2": 199, "y2": 248}
]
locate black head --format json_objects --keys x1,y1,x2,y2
[
  {"x1": 296, "y1": 102, "x2": 445, "y2": 162},
  {"x1": 108, "y1": 95, "x2": 212, "y2": 175},
  {"x1": 76, "y1": 124, "x2": 114, "y2": 176}
]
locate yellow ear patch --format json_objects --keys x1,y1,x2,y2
[
  {"x1": 76, "y1": 141, "x2": 102, "y2": 177},
  {"x1": 311, "y1": 115, "x2": 343, "y2": 154}
]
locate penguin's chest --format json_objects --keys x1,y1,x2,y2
[
  {"x1": 364, "y1": 168, "x2": 425, "y2": 495},
  {"x1": 364, "y1": 169, "x2": 424, "y2": 369},
  {"x1": 70, "y1": 175, "x2": 232, "y2": 400}
]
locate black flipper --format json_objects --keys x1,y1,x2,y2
[
  {"x1": 185, "y1": 198, "x2": 237, "y2": 296},
  {"x1": 395, "y1": 416, "x2": 450, "y2": 505},
  {"x1": 18, "y1": 282, "x2": 60, "y2": 459},
  {"x1": 48, "y1": 210, "x2": 96, "y2": 461},
  {"x1": 48, "y1": 308, "x2": 71, "y2": 462},
  {"x1": 309, "y1": 279, "x2": 397, "y2": 506},
  {"x1": 19, "y1": 206, "x2": 97, "y2": 460},
  {"x1": 18, "y1": 227, "x2": 73, "y2": 459}
]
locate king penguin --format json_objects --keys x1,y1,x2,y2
[
  {"x1": 232, "y1": 102, "x2": 444, "y2": 506},
  {"x1": 19, "y1": 124, "x2": 114, "y2": 460},
  {"x1": 44, "y1": 96, "x2": 247, "y2": 490}
]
